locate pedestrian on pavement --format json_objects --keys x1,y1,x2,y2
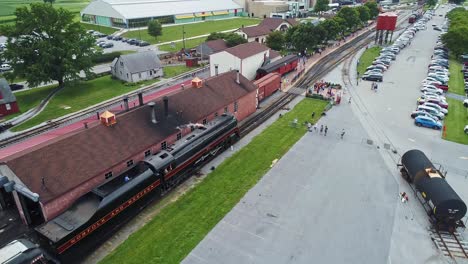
[
  {"x1": 324, "y1": 126, "x2": 328, "y2": 136},
  {"x1": 340, "y1": 129, "x2": 345, "y2": 139},
  {"x1": 348, "y1": 97, "x2": 352, "y2": 104},
  {"x1": 313, "y1": 124, "x2": 318, "y2": 132},
  {"x1": 307, "y1": 122, "x2": 312, "y2": 132},
  {"x1": 320, "y1": 125, "x2": 324, "y2": 135},
  {"x1": 371, "y1": 82, "x2": 375, "y2": 91}
]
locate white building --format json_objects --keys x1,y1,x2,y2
[
  {"x1": 210, "y1": 42, "x2": 271, "y2": 80},
  {"x1": 111, "y1": 51, "x2": 163, "y2": 83}
]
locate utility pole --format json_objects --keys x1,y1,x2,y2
[{"x1": 182, "y1": 25, "x2": 186, "y2": 50}]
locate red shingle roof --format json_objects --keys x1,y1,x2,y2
[
  {"x1": 238, "y1": 25, "x2": 272, "y2": 37},
  {"x1": 2, "y1": 71, "x2": 257, "y2": 203},
  {"x1": 205, "y1": 39, "x2": 229, "y2": 53},
  {"x1": 259, "y1": 18, "x2": 298, "y2": 31},
  {"x1": 224, "y1": 42, "x2": 270, "y2": 59}
]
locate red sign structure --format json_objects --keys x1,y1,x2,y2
[{"x1": 375, "y1": 12, "x2": 398, "y2": 45}]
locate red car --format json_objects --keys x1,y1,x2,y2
[{"x1": 434, "y1": 83, "x2": 449, "y2": 91}]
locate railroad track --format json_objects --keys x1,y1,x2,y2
[
  {"x1": 0, "y1": 66, "x2": 209, "y2": 148},
  {"x1": 431, "y1": 229, "x2": 468, "y2": 259}
]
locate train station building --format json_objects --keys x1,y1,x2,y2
[{"x1": 0, "y1": 71, "x2": 258, "y2": 226}]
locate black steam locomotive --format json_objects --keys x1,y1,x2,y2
[
  {"x1": 31, "y1": 114, "x2": 239, "y2": 262},
  {"x1": 398, "y1": 149, "x2": 467, "y2": 230}
]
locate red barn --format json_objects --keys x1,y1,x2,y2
[
  {"x1": 376, "y1": 13, "x2": 398, "y2": 31},
  {"x1": 0, "y1": 78, "x2": 20, "y2": 117}
]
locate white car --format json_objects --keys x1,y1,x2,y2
[
  {"x1": 423, "y1": 102, "x2": 448, "y2": 115},
  {"x1": 463, "y1": 99, "x2": 468, "y2": 107},
  {"x1": 465, "y1": 125, "x2": 468, "y2": 134},
  {"x1": 0, "y1": 64, "x2": 11, "y2": 72},
  {"x1": 422, "y1": 91, "x2": 446, "y2": 100},
  {"x1": 421, "y1": 86, "x2": 444, "y2": 95}
]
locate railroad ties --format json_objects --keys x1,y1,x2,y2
[{"x1": 431, "y1": 229, "x2": 468, "y2": 259}]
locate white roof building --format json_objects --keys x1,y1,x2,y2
[{"x1": 81, "y1": 0, "x2": 244, "y2": 28}]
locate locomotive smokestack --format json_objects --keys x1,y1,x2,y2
[
  {"x1": 123, "y1": 95, "x2": 129, "y2": 111},
  {"x1": 236, "y1": 70, "x2": 240, "y2": 84},
  {"x1": 163, "y1": 96, "x2": 169, "y2": 118},
  {"x1": 138, "y1": 92, "x2": 144, "y2": 106},
  {"x1": 148, "y1": 102, "x2": 157, "y2": 124}
]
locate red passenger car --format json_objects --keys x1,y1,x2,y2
[{"x1": 256, "y1": 55, "x2": 299, "y2": 79}]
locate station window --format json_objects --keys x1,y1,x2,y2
[
  {"x1": 203, "y1": 119, "x2": 207, "y2": 125},
  {"x1": 144, "y1": 150, "x2": 151, "y2": 157},
  {"x1": 161, "y1": 141, "x2": 167, "y2": 150},
  {"x1": 214, "y1": 112, "x2": 218, "y2": 117},
  {"x1": 224, "y1": 106, "x2": 228, "y2": 113},
  {"x1": 105, "y1": 171, "x2": 113, "y2": 179},
  {"x1": 176, "y1": 132, "x2": 182, "y2": 140},
  {"x1": 234, "y1": 101, "x2": 238, "y2": 113},
  {"x1": 127, "y1": 160, "x2": 134, "y2": 167}
]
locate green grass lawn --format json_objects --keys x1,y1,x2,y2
[
  {"x1": 443, "y1": 98, "x2": 468, "y2": 145},
  {"x1": 158, "y1": 37, "x2": 207, "y2": 52},
  {"x1": 448, "y1": 59, "x2": 465, "y2": 96},
  {"x1": 163, "y1": 65, "x2": 199, "y2": 78},
  {"x1": 1, "y1": 84, "x2": 58, "y2": 122},
  {"x1": 124, "y1": 18, "x2": 259, "y2": 44},
  {"x1": 357, "y1": 46, "x2": 382, "y2": 75},
  {"x1": 81, "y1": 23, "x2": 119, "y2": 35},
  {"x1": 99, "y1": 98, "x2": 328, "y2": 264},
  {"x1": 11, "y1": 76, "x2": 159, "y2": 131},
  {"x1": 0, "y1": 0, "x2": 89, "y2": 17}
]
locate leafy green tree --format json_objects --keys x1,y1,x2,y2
[
  {"x1": 321, "y1": 19, "x2": 340, "y2": 41},
  {"x1": 356, "y1": 6, "x2": 371, "y2": 24},
  {"x1": 1, "y1": 3, "x2": 94, "y2": 87},
  {"x1": 364, "y1": 1, "x2": 379, "y2": 19},
  {"x1": 314, "y1": 0, "x2": 329, "y2": 14},
  {"x1": 332, "y1": 16, "x2": 347, "y2": 37},
  {"x1": 147, "y1": 20, "x2": 162, "y2": 40},
  {"x1": 43, "y1": 0, "x2": 55, "y2": 3},
  {"x1": 290, "y1": 23, "x2": 318, "y2": 54},
  {"x1": 206, "y1": 32, "x2": 226, "y2": 41},
  {"x1": 225, "y1": 33, "x2": 247, "y2": 47},
  {"x1": 426, "y1": 0, "x2": 437, "y2": 6},
  {"x1": 337, "y1": 7, "x2": 360, "y2": 31},
  {"x1": 265, "y1": 31, "x2": 285, "y2": 51},
  {"x1": 442, "y1": 8, "x2": 468, "y2": 56}
]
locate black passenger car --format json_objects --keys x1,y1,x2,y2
[{"x1": 362, "y1": 73, "x2": 383, "y2": 82}]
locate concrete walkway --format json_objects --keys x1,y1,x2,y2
[{"x1": 445, "y1": 92, "x2": 467, "y2": 101}]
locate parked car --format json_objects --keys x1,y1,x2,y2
[
  {"x1": 433, "y1": 26, "x2": 442, "y2": 31},
  {"x1": 101, "y1": 42, "x2": 114, "y2": 48},
  {"x1": 465, "y1": 125, "x2": 468, "y2": 134},
  {"x1": 464, "y1": 99, "x2": 468, "y2": 107},
  {"x1": 138, "y1": 41, "x2": 150, "y2": 47},
  {"x1": 417, "y1": 97, "x2": 449, "y2": 109},
  {"x1": 417, "y1": 105, "x2": 445, "y2": 120},
  {"x1": 367, "y1": 64, "x2": 387, "y2": 71},
  {"x1": 411, "y1": 110, "x2": 442, "y2": 120},
  {"x1": 423, "y1": 102, "x2": 448, "y2": 114},
  {"x1": 9, "y1": 83, "x2": 24, "y2": 91},
  {"x1": 421, "y1": 85, "x2": 444, "y2": 95},
  {"x1": 0, "y1": 64, "x2": 12, "y2": 72},
  {"x1": 106, "y1": 35, "x2": 114, "y2": 40},
  {"x1": 362, "y1": 73, "x2": 383, "y2": 82},
  {"x1": 415, "y1": 116, "x2": 442, "y2": 129},
  {"x1": 421, "y1": 91, "x2": 446, "y2": 100},
  {"x1": 113, "y1": 36, "x2": 123, "y2": 41}
]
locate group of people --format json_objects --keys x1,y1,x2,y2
[
  {"x1": 310, "y1": 81, "x2": 342, "y2": 98},
  {"x1": 400, "y1": 192, "x2": 409, "y2": 203}
]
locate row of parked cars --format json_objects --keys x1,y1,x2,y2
[
  {"x1": 361, "y1": 13, "x2": 433, "y2": 83},
  {"x1": 411, "y1": 37, "x2": 450, "y2": 130},
  {"x1": 108, "y1": 36, "x2": 150, "y2": 47}
]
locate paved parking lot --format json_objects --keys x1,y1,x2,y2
[{"x1": 95, "y1": 37, "x2": 168, "y2": 55}]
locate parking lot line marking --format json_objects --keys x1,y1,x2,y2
[{"x1": 460, "y1": 157, "x2": 468, "y2": 160}]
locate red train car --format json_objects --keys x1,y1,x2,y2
[
  {"x1": 256, "y1": 55, "x2": 299, "y2": 79},
  {"x1": 254, "y1": 73, "x2": 281, "y2": 102}
]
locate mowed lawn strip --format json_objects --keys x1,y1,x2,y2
[
  {"x1": 159, "y1": 37, "x2": 207, "y2": 52},
  {"x1": 164, "y1": 65, "x2": 200, "y2": 78},
  {"x1": 123, "y1": 18, "x2": 260, "y2": 44},
  {"x1": 357, "y1": 46, "x2": 382, "y2": 75},
  {"x1": 448, "y1": 58, "x2": 465, "y2": 96},
  {"x1": 99, "y1": 98, "x2": 328, "y2": 264},
  {"x1": 443, "y1": 98, "x2": 468, "y2": 145},
  {"x1": 11, "y1": 75, "x2": 159, "y2": 131},
  {"x1": 1, "y1": 84, "x2": 58, "y2": 121}
]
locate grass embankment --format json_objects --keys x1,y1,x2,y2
[
  {"x1": 164, "y1": 65, "x2": 199, "y2": 78},
  {"x1": 1, "y1": 84, "x2": 58, "y2": 122},
  {"x1": 448, "y1": 58, "x2": 465, "y2": 96},
  {"x1": 357, "y1": 46, "x2": 382, "y2": 75},
  {"x1": 11, "y1": 76, "x2": 158, "y2": 131},
  {"x1": 444, "y1": 98, "x2": 468, "y2": 145},
  {"x1": 158, "y1": 37, "x2": 207, "y2": 52},
  {"x1": 124, "y1": 18, "x2": 259, "y2": 45},
  {"x1": 0, "y1": 0, "x2": 89, "y2": 21},
  {"x1": 81, "y1": 23, "x2": 119, "y2": 35},
  {"x1": 99, "y1": 98, "x2": 329, "y2": 264}
]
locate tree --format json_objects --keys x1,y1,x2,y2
[
  {"x1": 364, "y1": 1, "x2": 379, "y2": 19},
  {"x1": 314, "y1": 0, "x2": 329, "y2": 14},
  {"x1": 224, "y1": 33, "x2": 247, "y2": 47},
  {"x1": 332, "y1": 16, "x2": 347, "y2": 37},
  {"x1": 265, "y1": 31, "x2": 285, "y2": 51},
  {"x1": 442, "y1": 8, "x2": 468, "y2": 56},
  {"x1": 321, "y1": 19, "x2": 340, "y2": 41},
  {"x1": 207, "y1": 32, "x2": 226, "y2": 41},
  {"x1": 337, "y1": 7, "x2": 360, "y2": 31},
  {"x1": 1, "y1": 3, "x2": 94, "y2": 87},
  {"x1": 356, "y1": 6, "x2": 371, "y2": 24},
  {"x1": 43, "y1": 0, "x2": 55, "y2": 3},
  {"x1": 290, "y1": 23, "x2": 318, "y2": 54},
  {"x1": 426, "y1": 0, "x2": 437, "y2": 6},
  {"x1": 147, "y1": 20, "x2": 162, "y2": 40}
]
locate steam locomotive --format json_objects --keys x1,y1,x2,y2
[
  {"x1": 1, "y1": 114, "x2": 239, "y2": 263},
  {"x1": 398, "y1": 149, "x2": 467, "y2": 230}
]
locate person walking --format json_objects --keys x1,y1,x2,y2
[
  {"x1": 320, "y1": 125, "x2": 324, "y2": 135},
  {"x1": 311, "y1": 112, "x2": 315, "y2": 119},
  {"x1": 348, "y1": 97, "x2": 352, "y2": 104},
  {"x1": 307, "y1": 122, "x2": 312, "y2": 132},
  {"x1": 324, "y1": 126, "x2": 328, "y2": 136},
  {"x1": 340, "y1": 129, "x2": 345, "y2": 139},
  {"x1": 313, "y1": 123, "x2": 318, "y2": 132}
]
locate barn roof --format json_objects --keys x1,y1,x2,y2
[
  {"x1": 223, "y1": 41, "x2": 269, "y2": 59},
  {"x1": 0, "y1": 78, "x2": 16, "y2": 105},
  {"x1": 2, "y1": 71, "x2": 256, "y2": 203}
]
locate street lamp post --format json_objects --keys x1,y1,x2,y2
[{"x1": 182, "y1": 25, "x2": 186, "y2": 50}]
